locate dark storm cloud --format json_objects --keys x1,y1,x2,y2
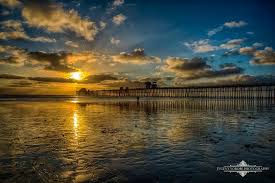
[
  {"x1": 173, "y1": 74, "x2": 275, "y2": 87},
  {"x1": 162, "y1": 57, "x2": 243, "y2": 81},
  {"x1": 165, "y1": 57, "x2": 210, "y2": 71},
  {"x1": 28, "y1": 51, "x2": 78, "y2": 72},
  {"x1": 0, "y1": 45, "x2": 77, "y2": 72},
  {"x1": 181, "y1": 66, "x2": 243, "y2": 81}
]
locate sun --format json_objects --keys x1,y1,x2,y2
[{"x1": 70, "y1": 72, "x2": 82, "y2": 80}]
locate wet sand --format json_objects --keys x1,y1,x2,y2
[{"x1": 0, "y1": 97, "x2": 274, "y2": 182}]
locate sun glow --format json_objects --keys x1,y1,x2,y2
[{"x1": 70, "y1": 72, "x2": 83, "y2": 80}]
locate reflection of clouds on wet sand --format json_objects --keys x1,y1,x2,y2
[{"x1": 0, "y1": 98, "x2": 274, "y2": 182}]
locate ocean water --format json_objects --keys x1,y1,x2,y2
[{"x1": 0, "y1": 97, "x2": 274, "y2": 183}]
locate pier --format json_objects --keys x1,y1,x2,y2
[{"x1": 77, "y1": 84, "x2": 275, "y2": 99}]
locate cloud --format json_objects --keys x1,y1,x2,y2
[
  {"x1": 220, "y1": 39, "x2": 244, "y2": 49},
  {"x1": 0, "y1": 73, "x2": 25, "y2": 79},
  {"x1": 184, "y1": 39, "x2": 217, "y2": 53},
  {"x1": 162, "y1": 57, "x2": 243, "y2": 80},
  {"x1": 208, "y1": 20, "x2": 247, "y2": 36},
  {"x1": 113, "y1": 0, "x2": 124, "y2": 6},
  {"x1": 233, "y1": 74, "x2": 275, "y2": 85},
  {"x1": 0, "y1": 0, "x2": 21, "y2": 8},
  {"x1": 239, "y1": 46, "x2": 256, "y2": 56},
  {"x1": 173, "y1": 74, "x2": 275, "y2": 87},
  {"x1": 112, "y1": 48, "x2": 161, "y2": 65},
  {"x1": 252, "y1": 42, "x2": 264, "y2": 48},
  {"x1": 112, "y1": 14, "x2": 127, "y2": 25},
  {"x1": 84, "y1": 73, "x2": 122, "y2": 83},
  {"x1": 0, "y1": 45, "x2": 27, "y2": 65},
  {"x1": 232, "y1": 45, "x2": 275, "y2": 65},
  {"x1": 21, "y1": 0, "x2": 98, "y2": 41},
  {"x1": 110, "y1": 37, "x2": 120, "y2": 45},
  {"x1": 208, "y1": 26, "x2": 224, "y2": 36},
  {"x1": 0, "y1": 10, "x2": 10, "y2": 16},
  {"x1": 162, "y1": 57, "x2": 210, "y2": 73},
  {"x1": 0, "y1": 46, "x2": 76, "y2": 72},
  {"x1": 27, "y1": 51, "x2": 78, "y2": 72},
  {"x1": 0, "y1": 20, "x2": 56, "y2": 42},
  {"x1": 1, "y1": 20, "x2": 23, "y2": 31},
  {"x1": 99, "y1": 21, "x2": 107, "y2": 30},
  {"x1": 100, "y1": 79, "x2": 145, "y2": 88},
  {"x1": 28, "y1": 76, "x2": 75, "y2": 83},
  {"x1": 224, "y1": 20, "x2": 247, "y2": 28},
  {"x1": 219, "y1": 63, "x2": 238, "y2": 68},
  {"x1": 0, "y1": 45, "x2": 112, "y2": 72},
  {"x1": 1, "y1": 73, "x2": 124, "y2": 84},
  {"x1": 8, "y1": 80, "x2": 33, "y2": 87},
  {"x1": 246, "y1": 31, "x2": 254, "y2": 35},
  {"x1": 65, "y1": 41, "x2": 79, "y2": 48},
  {"x1": 224, "y1": 43, "x2": 264, "y2": 57},
  {"x1": 250, "y1": 47, "x2": 275, "y2": 65}
]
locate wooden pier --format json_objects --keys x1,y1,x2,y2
[{"x1": 78, "y1": 84, "x2": 275, "y2": 99}]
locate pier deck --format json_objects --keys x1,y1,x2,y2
[{"x1": 78, "y1": 84, "x2": 275, "y2": 99}]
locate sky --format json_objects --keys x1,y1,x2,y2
[{"x1": 0, "y1": 0, "x2": 275, "y2": 95}]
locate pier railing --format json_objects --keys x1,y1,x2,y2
[{"x1": 80, "y1": 84, "x2": 275, "y2": 98}]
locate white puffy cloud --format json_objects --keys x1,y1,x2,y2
[
  {"x1": 0, "y1": 20, "x2": 56, "y2": 42},
  {"x1": 239, "y1": 46, "x2": 256, "y2": 55},
  {"x1": 224, "y1": 20, "x2": 247, "y2": 28},
  {"x1": 110, "y1": 37, "x2": 120, "y2": 45},
  {"x1": 99, "y1": 21, "x2": 107, "y2": 30},
  {"x1": 65, "y1": 41, "x2": 79, "y2": 48},
  {"x1": 208, "y1": 20, "x2": 247, "y2": 36},
  {"x1": 250, "y1": 47, "x2": 275, "y2": 65},
  {"x1": 208, "y1": 25, "x2": 224, "y2": 36},
  {"x1": 220, "y1": 39, "x2": 244, "y2": 49},
  {"x1": 112, "y1": 14, "x2": 127, "y2": 25},
  {"x1": 113, "y1": 0, "x2": 124, "y2": 6},
  {"x1": 252, "y1": 42, "x2": 264, "y2": 48},
  {"x1": 0, "y1": 45, "x2": 28, "y2": 65},
  {"x1": 21, "y1": 0, "x2": 98, "y2": 41},
  {"x1": 184, "y1": 39, "x2": 217, "y2": 53},
  {"x1": 1, "y1": 20, "x2": 24, "y2": 31}
]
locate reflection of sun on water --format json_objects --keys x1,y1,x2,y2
[
  {"x1": 73, "y1": 111, "x2": 79, "y2": 139},
  {"x1": 73, "y1": 112, "x2": 78, "y2": 128}
]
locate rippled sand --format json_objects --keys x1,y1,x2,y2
[{"x1": 0, "y1": 98, "x2": 274, "y2": 182}]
